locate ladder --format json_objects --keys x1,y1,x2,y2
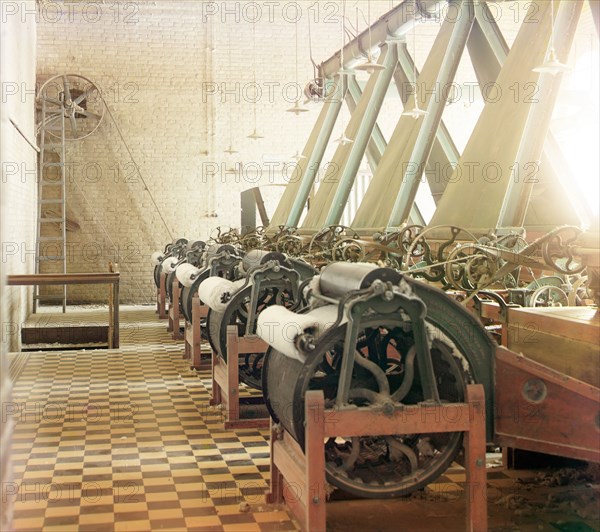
[{"x1": 35, "y1": 94, "x2": 67, "y2": 313}]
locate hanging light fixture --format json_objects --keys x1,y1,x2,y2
[
  {"x1": 287, "y1": 101, "x2": 309, "y2": 115},
  {"x1": 247, "y1": 129, "x2": 264, "y2": 140},
  {"x1": 402, "y1": 11, "x2": 428, "y2": 120},
  {"x1": 356, "y1": 1, "x2": 386, "y2": 74},
  {"x1": 533, "y1": 0, "x2": 570, "y2": 75},
  {"x1": 248, "y1": 20, "x2": 265, "y2": 139},
  {"x1": 335, "y1": 0, "x2": 354, "y2": 145},
  {"x1": 287, "y1": 18, "x2": 309, "y2": 114},
  {"x1": 291, "y1": 149, "x2": 306, "y2": 162}
]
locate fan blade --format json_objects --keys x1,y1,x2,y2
[
  {"x1": 77, "y1": 109, "x2": 101, "y2": 120},
  {"x1": 74, "y1": 86, "x2": 98, "y2": 106},
  {"x1": 69, "y1": 113, "x2": 78, "y2": 135}
]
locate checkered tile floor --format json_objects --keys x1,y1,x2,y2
[
  {"x1": 7, "y1": 306, "x2": 599, "y2": 531},
  {"x1": 9, "y1": 306, "x2": 294, "y2": 531}
]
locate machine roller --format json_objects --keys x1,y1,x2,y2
[
  {"x1": 204, "y1": 251, "x2": 317, "y2": 390},
  {"x1": 164, "y1": 240, "x2": 207, "y2": 302},
  {"x1": 152, "y1": 238, "x2": 189, "y2": 289},
  {"x1": 179, "y1": 244, "x2": 241, "y2": 325},
  {"x1": 260, "y1": 262, "x2": 496, "y2": 499}
]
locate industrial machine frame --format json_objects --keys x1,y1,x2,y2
[{"x1": 267, "y1": 385, "x2": 487, "y2": 532}]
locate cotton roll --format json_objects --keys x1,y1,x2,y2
[
  {"x1": 151, "y1": 251, "x2": 163, "y2": 266},
  {"x1": 256, "y1": 305, "x2": 340, "y2": 362},
  {"x1": 176, "y1": 263, "x2": 201, "y2": 288},
  {"x1": 162, "y1": 257, "x2": 179, "y2": 273},
  {"x1": 198, "y1": 277, "x2": 238, "y2": 312}
]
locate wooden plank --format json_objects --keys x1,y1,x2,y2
[
  {"x1": 7, "y1": 273, "x2": 119, "y2": 286},
  {"x1": 507, "y1": 307, "x2": 599, "y2": 386},
  {"x1": 495, "y1": 346, "x2": 600, "y2": 463},
  {"x1": 323, "y1": 403, "x2": 473, "y2": 437}
]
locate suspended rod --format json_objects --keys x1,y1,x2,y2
[{"x1": 319, "y1": 0, "x2": 447, "y2": 79}]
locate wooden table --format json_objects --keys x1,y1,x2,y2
[{"x1": 7, "y1": 273, "x2": 120, "y2": 348}]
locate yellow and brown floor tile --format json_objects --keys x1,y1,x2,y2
[{"x1": 6, "y1": 306, "x2": 599, "y2": 531}]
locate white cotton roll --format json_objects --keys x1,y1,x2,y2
[
  {"x1": 198, "y1": 276, "x2": 238, "y2": 312},
  {"x1": 256, "y1": 305, "x2": 341, "y2": 362},
  {"x1": 176, "y1": 263, "x2": 201, "y2": 288},
  {"x1": 151, "y1": 251, "x2": 164, "y2": 266},
  {"x1": 162, "y1": 257, "x2": 178, "y2": 273}
]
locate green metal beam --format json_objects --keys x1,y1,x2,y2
[
  {"x1": 396, "y1": 43, "x2": 460, "y2": 168},
  {"x1": 466, "y1": 1, "x2": 586, "y2": 230},
  {"x1": 345, "y1": 76, "x2": 387, "y2": 172},
  {"x1": 387, "y1": 0, "x2": 475, "y2": 228},
  {"x1": 319, "y1": 0, "x2": 447, "y2": 78},
  {"x1": 324, "y1": 45, "x2": 399, "y2": 227},
  {"x1": 394, "y1": 43, "x2": 459, "y2": 206},
  {"x1": 346, "y1": 73, "x2": 425, "y2": 228},
  {"x1": 277, "y1": 77, "x2": 344, "y2": 229},
  {"x1": 497, "y1": 0, "x2": 584, "y2": 229},
  {"x1": 428, "y1": 0, "x2": 584, "y2": 235}
]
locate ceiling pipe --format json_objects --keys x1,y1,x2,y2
[{"x1": 318, "y1": 0, "x2": 448, "y2": 79}]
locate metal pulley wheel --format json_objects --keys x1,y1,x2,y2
[
  {"x1": 531, "y1": 285, "x2": 569, "y2": 307},
  {"x1": 37, "y1": 74, "x2": 105, "y2": 141}
]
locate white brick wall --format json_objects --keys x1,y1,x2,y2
[
  {"x1": 1, "y1": 2, "x2": 37, "y2": 351},
  {"x1": 34, "y1": 1, "x2": 397, "y2": 303}
]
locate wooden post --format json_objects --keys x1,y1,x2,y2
[
  {"x1": 112, "y1": 274, "x2": 120, "y2": 349},
  {"x1": 169, "y1": 278, "x2": 182, "y2": 340},
  {"x1": 226, "y1": 326, "x2": 240, "y2": 424},
  {"x1": 267, "y1": 425, "x2": 284, "y2": 505},
  {"x1": 158, "y1": 273, "x2": 167, "y2": 319},
  {"x1": 108, "y1": 263, "x2": 114, "y2": 349},
  {"x1": 465, "y1": 385, "x2": 487, "y2": 532},
  {"x1": 304, "y1": 391, "x2": 327, "y2": 531},
  {"x1": 191, "y1": 297, "x2": 202, "y2": 367}
]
